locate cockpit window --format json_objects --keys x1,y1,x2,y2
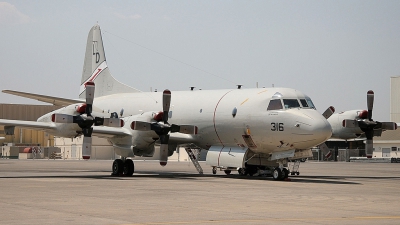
[
  {"x1": 305, "y1": 97, "x2": 315, "y2": 109},
  {"x1": 283, "y1": 99, "x2": 300, "y2": 109},
  {"x1": 300, "y1": 99, "x2": 309, "y2": 108},
  {"x1": 267, "y1": 99, "x2": 283, "y2": 110}
]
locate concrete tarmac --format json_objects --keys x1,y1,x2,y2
[{"x1": 0, "y1": 159, "x2": 400, "y2": 225}]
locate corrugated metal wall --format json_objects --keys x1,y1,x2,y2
[{"x1": 0, "y1": 104, "x2": 61, "y2": 146}]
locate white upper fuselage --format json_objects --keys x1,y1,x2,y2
[{"x1": 39, "y1": 87, "x2": 332, "y2": 155}]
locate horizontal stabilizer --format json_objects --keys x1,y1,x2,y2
[{"x1": 2, "y1": 90, "x2": 84, "y2": 106}]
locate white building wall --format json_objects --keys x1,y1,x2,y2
[
  {"x1": 373, "y1": 142, "x2": 400, "y2": 158},
  {"x1": 390, "y1": 76, "x2": 400, "y2": 122},
  {"x1": 54, "y1": 136, "x2": 190, "y2": 161}
]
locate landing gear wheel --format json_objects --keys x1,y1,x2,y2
[
  {"x1": 282, "y1": 168, "x2": 289, "y2": 179},
  {"x1": 247, "y1": 166, "x2": 257, "y2": 176},
  {"x1": 212, "y1": 167, "x2": 217, "y2": 175},
  {"x1": 112, "y1": 159, "x2": 124, "y2": 176},
  {"x1": 123, "y1": 159, "x2": 134, "y2": 176},
  {"x1": 238, "y1": 168, "x2": 247, "y2": 176},
  {"x1": 296, "y1": 172, "x2": 300, "y2": 176},
  {"x1": 224, "y1": 170, "x2": 231, "y2": 175},
  {"x1": 273, "y1": 167, "x2": 282, "y2": 181}
]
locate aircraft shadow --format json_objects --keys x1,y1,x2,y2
[{"x1": 2, "y1": 170, "x2": 392, "y2": 185}]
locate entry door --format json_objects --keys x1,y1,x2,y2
[{"x1": 382, "y1": 148, "x2": 390, "y2": 157}]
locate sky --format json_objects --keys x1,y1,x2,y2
[{"x1": 0, "y1": 0, "x2": 399, "y2": 121}]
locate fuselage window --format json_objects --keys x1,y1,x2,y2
[
  {"x1": 283, "y1": 99, "x2": 300, "y2": 109},
  {"x1": 300, "y1": 99, "x2": 309, "y2": 108},
  {"x1": 267, "y1": 99, "x2": 283, "y2": 110}
]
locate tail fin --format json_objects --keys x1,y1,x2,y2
[{"x1": 79, "y1": 24, "x2": 140, "y2": 99}]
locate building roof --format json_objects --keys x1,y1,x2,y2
[{"x1": 374, "y1": 129, "x2": 400, "y2": 142}]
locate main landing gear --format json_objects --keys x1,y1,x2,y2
[
  {"x1": 112, "y1": 158, "x2": 134, "y2": 176},
  {"x1": 272, "y1": 167, "x2": 289, "y2": 181}
]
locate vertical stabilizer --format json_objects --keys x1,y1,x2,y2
[{"x1": 79, "y1": 24, "x2": 140, "y2": 99}]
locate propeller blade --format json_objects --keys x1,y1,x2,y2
[
  {"x1": 82, "y1": 136, "x2": 92, "y2": 160},
  {"x1": 381, "y1": 122, "x2": 397, "y2": 130},
  {"x1": 342, "y1": 119, "x2": 359, "y2": 128},
  {"x1": 367, "y1": 90, "x2": 374, "y2": 121},
  {"x1": 162, "y1": 89, "x2": 171, "y2": 124},
  {"x1": 51, "y1": 114, "x2": 74, "y2": 123},
  {"x1": 365, "y1": 139, "x2": 373, "y2": 158},
  {"x1": 159, "y1": 144, "x2": 168, "y2": 166},
  {"x1": 131, "y1": 121, "x2": 152, "y2": 131},
  {"x1": 85, "y1": 81, "x2": 95, "y2": 116},
  {"x1": 178, "y1": 125, "x2": 198, "y2": 135},
  {"x1": 322, "y1": 106, "x2": 335, "y2": 119},
  {"x1": 102, "y1": 118, "x2": 124, "y2": 127}
]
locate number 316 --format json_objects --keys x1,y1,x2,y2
[{"x1": 271, "y1": 123, "x2": 284, "y2": 131}]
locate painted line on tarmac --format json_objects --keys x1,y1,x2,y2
[{"x1": 121, "y1": 216, "x2": 400, "y2": 225}]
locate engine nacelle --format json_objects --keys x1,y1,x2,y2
[{"x1": 327, "y1": 110, "x2": 364, "y2": 139}]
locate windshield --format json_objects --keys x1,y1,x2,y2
[
  {"x1": 267, "y1": 99, "x2": 283, "y2": 110},
  {"x1": 283, "y1": 99, "x2": 300, "y2": 109}
]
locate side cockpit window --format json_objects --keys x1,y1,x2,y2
[
  {"x1": 283, "y1": 99, "x2": 300, "y2": 109},
  {"x1": 300, "y1": 99, "x2": 309, "y2": 108},
  {"x1": 267, "y1": 99, "x2": 283, "y2": 110},
  {"x1": 305, "y1": 97, "x2": 316, "y2": 109}
]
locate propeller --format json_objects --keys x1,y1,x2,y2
[
  {"x1": 51, "y1": 82, "x2": 124, "y2": 159},
  {"x1": 322, "y1": 106, "x2": 335, "y2": 119},
  {"x1": 131, "y1": 89, "x2": 198, "y2": 166},
  {"x1": 342, "y1": 90, "x2": 397, "y2": 158}
]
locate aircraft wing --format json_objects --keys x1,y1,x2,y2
[
  {"x1": 92, "y1": 126, "x2": 132, "y2": 138},
  {"x1": 0, "y1": 119, "x2": 56, "y2": 131},
  {"x1": 93, "y1": 126, "x2": 195, "y2": 143},
  {"x1": 2, "y1": 90, "x2": 84, "y2": 106}
]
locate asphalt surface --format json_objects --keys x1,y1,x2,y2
[{"x1": 0, "y1": 159, "x2": 399, "y2": 225}]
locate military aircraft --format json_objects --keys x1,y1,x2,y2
[
  {"x1": 327, "y1": 92, "x2": 397, "y2": 158},
  {"x1": 0, "y1": 24, "x2": 334, "y2": 180}
]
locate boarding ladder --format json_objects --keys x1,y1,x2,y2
[
  {"x1": 185, "y1": 148, "x2": 203, "y2": 174},
  {"x1": 289, "y1": 160, "x2": 301, "y2": 175}
]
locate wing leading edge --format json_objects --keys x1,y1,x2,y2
[{"x1": 2, "y1": 90, "x2": 84, "y2": 106}]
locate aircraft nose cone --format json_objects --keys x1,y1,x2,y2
[
  {"x1": 313, "y1": 117, "x2": 332, "y2": 144},
  {"x1": 294, "y1": 110, "x2": 332, "y2": 147}
]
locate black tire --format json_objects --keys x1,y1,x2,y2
[
  {"x1": 112, "y1": 159, "x2": 124, "y2": 176},
  {"x1": 124, "y1": 159, "x2": 134, "y2": 176},
  {"x1": 212, "y1": 167, "x2": 217, "y2": 175},
  {"x1": 247, "y1": 166, "x2": 258, "y2": 176},
  {"x1": 238, "y1": 168, "x2": 247, "y2": 176},
  {"x1": 272, "y1": 167, "x2": 282, "y2": 181},
  {"x1": 296, "y1": 172, "x2": 300, "y2": 176},
  {"x1": 224, "y1": 170, "x2": 231, "y2": 175},
  {"x1": 282, "y1": 168, "x2": 289, "y2": 179}
]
